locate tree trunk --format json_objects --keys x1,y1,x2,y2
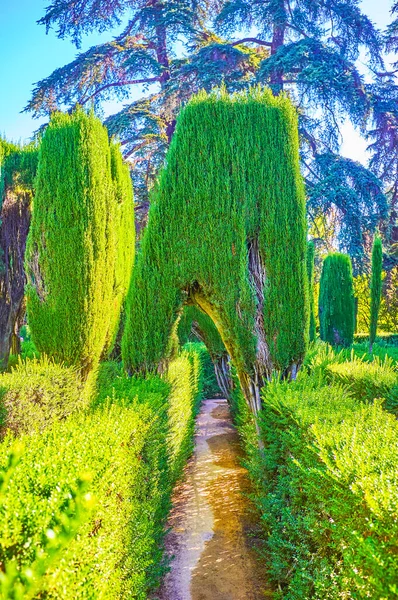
[
  {"x1": 213, "y1": 354, "x2": 233, "y2": 400},
  {"x1": 0, "y1": 190, "x2": 31, "y2": 369}
]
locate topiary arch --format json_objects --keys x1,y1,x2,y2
[{"x1": 122, "y1": 88, "x2": 309, "y2": 416}]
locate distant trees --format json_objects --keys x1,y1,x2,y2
[
  {"x1": 319, "y1": 253, "x2": 355, "y2": 347},
  {"x1": 369, "y1": 236, "x2": 383, "y2": 352},
  {"x1": 26, "y1": 110, "x2": 134, "y2": 378},
  {"x1": 26, "y1": 0, "x2": 389, "y2": 261}
]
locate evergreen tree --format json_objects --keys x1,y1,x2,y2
[
  {"x1": 369, "y1": 236, "x2": 383, "y2": 352},
  {"x1": 306, "y1": 240, "x2": 316, "y2": 342},
  {"x1": 122, "y1": 89, "x2": 309, "y2": 417},
  {"x1": 0, "y1": 142, "x2": 38, "y2": 368},
  {"x1": 26, "y1": 0, "x2": 387, "y2": 258},
  {"x1": 319, "y1": 253, "x2": 355, "y2": 347},
  {"x1": 26, "y1": 110, "x2": 134, "y2": 378}
]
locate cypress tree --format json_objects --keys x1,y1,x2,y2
[
  {"x1": 0, "y1": 141, "x2": 38, "y2": 368},
  {"x1": 103, "y1": 142, "x2": 135, "y2": 356},
  {"x1": 369, "y1": 236, "x2": 383, "y2": 353},
  {"x1": 26, "y1": 110, "x2": 134, "y2": 377},
  {"x1": 319, "y1": 253, "x2": 355, "y2": 347},
  {"x1": 122, "y1": 88, "x2": 309, "y2": 416},
  {"x1": 306, "y1": 240, "x2": 316, "y2": 342}
]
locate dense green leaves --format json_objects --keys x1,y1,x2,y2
[
  {"x1": 319, "y1": 253, "x2": 355, "y2": 347},
  {"x1": 25, "y1": 110, "x2": 134, "y2": 377}
]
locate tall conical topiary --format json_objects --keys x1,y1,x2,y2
[
  {"x1": 26, "y1": 110, "x2": 134, "y2": 377},
  {"x1": 122, "y1": 88, "x2": 309, "y2": 416},
  {"x1": 306, "y1": 240, "x2": 316, "y2": 342},
  {"x1": 369, "y1": 235, "x2": 383, "y2": 353},
  {"x1": 319, "y1": 253, "x2": 355, "y2": 347},
  {"x1": 103, "y1": 141, "x2": 135, "y2": 356}
]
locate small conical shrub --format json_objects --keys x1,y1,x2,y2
[
  {"x1": 369, "y1": 236, "x2": 383, "y2": 352},
  {"x1": 319, "y1": 253, "x2": 355, "y2": 347},
  {"x1": 306, "y1": 240, "x2": 316, "y2": 342},
  {"x1": 26, "y1": 110, "x2": 134, "y2": 377}
]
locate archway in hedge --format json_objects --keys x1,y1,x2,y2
[{"x1": 122, "y1": 88, "x2": 309, "y2": 416}]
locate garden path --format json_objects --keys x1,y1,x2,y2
[{"x1": 155, "y1": 398, "x2": 272, "y2": 600}]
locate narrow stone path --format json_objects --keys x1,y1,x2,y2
[{"x1": 154, "y1": 398, "x2": 272, "y2": 600}]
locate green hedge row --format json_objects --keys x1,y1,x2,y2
[
  {"x1": 0, "y1": 344, "x2": 204, "y2": 599},
  {"x1": 354, "y1": 332, "x2": 398, "y2": 345},
  {"x1": 235, "y1": 368, "x2": 398, "y2": 598}
]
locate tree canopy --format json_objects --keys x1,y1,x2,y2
[{"x1": 25, "y1": 0, "x2": 396, "y2": 264}]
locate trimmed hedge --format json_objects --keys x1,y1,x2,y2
[
  {"x1": 0, "y1": 345, "x2": 204, "y2": 598},
  {"x1": 237, "y1": 373, "x2": 398, "y2": 599}
]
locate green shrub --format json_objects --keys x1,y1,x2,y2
[
  {"x1": 369, "y1": 236, "x2": 383, "y2": 351},
  {"x1": 319, "y1": 253, "x2": 355, "y2": 347},
  {"x1": 0, "y1": 357, "x2": 85, "y2": 436},
  {"x1": 326, "y1": 357, "x2": 398, "y2": 410},
  {"x1": 26, "y1": 110, "x2": 134, "y2": 378},
  {"x1": 0, "y1": 345, "x2": 204, "y2": 599},
  {"x1": 238, "y1": 374, "x2": 398, "y2": 599}
]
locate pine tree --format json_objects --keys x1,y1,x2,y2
[
  {"x1": 25, "y1": 110, "x2": 134, "y2": 378},
  {"x1": 122, "y1": 88, "x2": 309, "y2": 417},
  {"x1": 369, "y1": 236, "x2": 383, "y2": 352},
  {"x1": 26, "y1": 0, "x2": 387, "y2": 259},
  {"x1": 319, "y1": 253, "x2": 355, "y2": 347},
  {"x1": 306, "y1": 240, "x2": 316, "y2": 342}
]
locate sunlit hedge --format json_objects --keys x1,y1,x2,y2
[
  {"x1": 236, "y1": 357, "x2": 398, "y2": 598},
  {"x1": 0, "y1": 345, "x2": 204, "y2": 598}
]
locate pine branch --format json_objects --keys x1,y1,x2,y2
[
  {"x1": 79, "y1": 77, "x2": 160, "y2": 105},
  {"x1": 230, "y1": 37, "x2": 272, "y2": 48}
]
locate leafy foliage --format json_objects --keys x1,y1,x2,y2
[
  {"x1": 319, "y1": 253, "x2": 355, "y2": 347},
  {"x1": 25, "y1": 110, "x2": 134, "y2": 377}
]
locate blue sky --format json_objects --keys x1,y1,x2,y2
[{"x1": 0, "y1": 0, "x2": 394, "y2": 162}]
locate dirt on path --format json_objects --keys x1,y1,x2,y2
[{"x1": 154, "y1": 398, "x2": 272, "y2": 600}]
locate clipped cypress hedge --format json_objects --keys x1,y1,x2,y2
[
  {"x1": 306, "y1": 240, "x2": 316, "y2": 342},
  {"x1": 369, "y1": 236, "x2": 383, "y2": 352},
  {"x1": 26, "y1": 110, "x2": 134, "y2": 377},
  {"x1": 123, "y1": 88, "x2": 308, "y2": 414},
  {"x1": 236, "y1": 373, "x2": 398, "y2": 599},
  {"x1": 0, "y1": 345, "x2": 204, "y2": 599},
  {"x1": 319, "y1": 253, "x2": 355, "y2": 347}
]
